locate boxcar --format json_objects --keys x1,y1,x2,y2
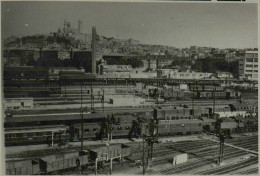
[
  {"x1": 40, "y1": 151, "x2": 89, "y2": 174},
  {"x1": 6, "y1": 159, "x2": 40, "y2": 175},
  {"x1": 158, "y1": 120, "x2": 202, "y2": 135}
]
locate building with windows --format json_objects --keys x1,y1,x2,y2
[
  {"x1": 239, "y1": 51, "x2": 258, "y2": 81},
  {"x1": 157, "y1": 69, "x2": 213, "y2": 80}
]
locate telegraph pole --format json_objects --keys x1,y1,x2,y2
[
  {"x1": 102, "y1": 89, "x2": 105, "y2": 112},
  {"x1": 192, "y1": 81, "x2": 195, "y2": 116},
  {"x1": 213, "y1": 83, "x2": 216, "y2": 116},
  {"x1": 81, "y1": 81, "x2": 83, "y2": 153}
]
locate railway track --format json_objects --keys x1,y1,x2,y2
[
  {"x1": 233, "y1": 167, "x2": 258, "y2": 175},
  {"x1": 160, "y1": 159, "x2": 211, "y2": 175},
  {"x1": 197, "y1": 157, "x2": 258, "y2": 175}
]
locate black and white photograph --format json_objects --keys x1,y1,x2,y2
[{"x1": 1, "y1": 1, "x2": 258, "y2": 175}]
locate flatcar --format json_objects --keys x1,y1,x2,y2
[{"x1": 5, "y1": 125, "x2": 69, "y2": 146}]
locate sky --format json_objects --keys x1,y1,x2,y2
[{"x1": 1, "y1": 1, "x2": 258, "y2": 49}]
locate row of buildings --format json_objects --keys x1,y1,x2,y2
[{"x1": 3, "y1": 48, "x2": 258, "y2": 81}]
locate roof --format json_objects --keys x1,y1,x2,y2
[
  {"x1": 159, "y1": 119, "x2": 203, "y2": 124},
  {"x1": 59, "y1": 73, "x2": 96, "y2": 80},
  {"x1": 5, "y1": 112, "x2": 106, "y2": 123}
]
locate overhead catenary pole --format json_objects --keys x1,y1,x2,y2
[
  {"x1": 213, "y1": 83, "x2": 216, "y2": 116},
  {"x1": 192, "y1": 81, "x2": 195, "y2": 117},
  {"x1": 81, "y1": 81, "x2": 83, "y2": 153}
]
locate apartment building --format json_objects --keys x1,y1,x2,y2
[{"x1": 239, "y1": 51, "x2": 258, "y2": 81}]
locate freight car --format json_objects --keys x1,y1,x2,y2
[
  {"x1": 195, "y1": 90, "x2": 240, "y2": 99},
  {"x1": 160, "y1": 89, "x2": 185, "y2": 100},
  {"x1": 4, "y1": 125, "x2": 69, "y2": 146},
  {"x1": 157, "y1": 120, "x2": 203, "y2": 135},
  {"x1": 154, "y1": 107, "x2": 209, "y2": 120},
  {"x1": 6, "y1": 143, "x2": 130, "y2": 175},
  {"x1": 6, "y1": 159, "x2": 40, "y2": 175}
]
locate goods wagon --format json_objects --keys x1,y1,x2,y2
[
  {"x1": 154, "y1": 107, "x2": 208, "y2": 120},
  {"x1": 39, "y1": 151, "x2": 89, "y2": 174},
  {"x1": 158, "y1": 120, "x2": 202, "y2": 135},
  {"x1": 6, "y1": 159, "x2": 40, "y2": 175},
  {"x1": 160, "y1": 89, "x2": 184, "y2": 100},
  {"x1": 88, "y1": 143, "x2": 130, "y2": 161}
]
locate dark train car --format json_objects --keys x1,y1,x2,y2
[
  {"x1": 159, "y1": 89, "x2": 184, "y2": 100},
  {"x1": 4, "y1": 125, "x2": 69, "y2": 146},
  {"x1": 72, "y1": 123, "x2": 101, "y2": 140},
  {"x1": 112, "y1": 121, "x2": 132, "y2": 138},
  {"x1": 4, "y1": 66, "x2": 49, "y2": 80},
  {"x1": 158, "y1": 120, "x2": 203, "y2": 135},
  {"x1": 198, "y1": 91, "x2": 226, "y2": 99},
  {"x1": 242, "y1": 118, "x2": 258, "y2": 132},
  {"x1": 226, "y1": 90, "x2": 241, "y2": 99},
  {"x1": 189, "y1": 84, "x2": 203, "y2": 91},
  {"x1": 4, "y1": 112, "x2": 106, "y2": 128},
  {"x1": 154, "y1": 107, "x2": 208, "y2": 120},
  {"x1": 199, "y1": 118, "x2": 216, "y2": 133}
]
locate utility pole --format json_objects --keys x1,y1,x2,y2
[
  {"x1": 102, "y1": 89, "x2": 105, "y2": 112},
  {"x1": 44, "y1": 76, "x2": 47, "y2": 108},
  {"x1": 80, "y1": 81, "x2": 83, "y2": 153},
  {"x1": 142, "y1": 132, "x2": 146, "y2": 175},
  {"x1": 213, "y1": 83, "x2": 216, "y2": 116},
  {"x1": 192, "y1": 82, "x2": 195, "y2": 117}
]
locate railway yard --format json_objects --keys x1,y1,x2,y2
[
  {"x1": 5, "y1": 133, "x2": 258, "y2": 175},
  {"x1": 3, "y1": 71, "x2": 258, "y2": 175}
]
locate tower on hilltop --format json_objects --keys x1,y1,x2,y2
[{"x1": 78, "y1": 20, "x2": 82, "y2": 34}]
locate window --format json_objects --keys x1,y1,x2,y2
[
  {"x1": 182, "y1": 124, "x2": 185, "y2": 127},
  {"x1": 117, "y1": 127, "x2": 122, "y2": 130},
  {"x1": 84, "y1": 129, "x2": 89, "y2": 133},
  {"x1": 16, "y1": 133, "x2": 24, "y2": 138},
  {"x1": 35, "y1": 132, "x2": 41, "y2": 136},
  {"x1": 5, "y1": 134, "x2": 12, "y2": 138},
  {"x1": 93, "y1": 128, "x2": 97, "y2": 132},
  {"x1": 125, "y1": 126, "x2": 130, "y2": 130},
  {"x1": 246, "y1": 58, "x2": 253, "y2": 62},
  {"x1": 27, "y1": 133, "x2": 34, "y2": 137}
]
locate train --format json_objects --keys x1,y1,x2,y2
[
  {"x1": 4, "y1": 103, "x2": 258, "y2": 146},
  {"x1": 6, "y1": 143, "x2": 130, "y2": 175},
  {"x1": 4, "y1": 125, "x2": 70, "y2": 146}
]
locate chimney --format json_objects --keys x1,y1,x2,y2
[{"x1": 92, "y1": 27, "x2": 97, "y2": 74}]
